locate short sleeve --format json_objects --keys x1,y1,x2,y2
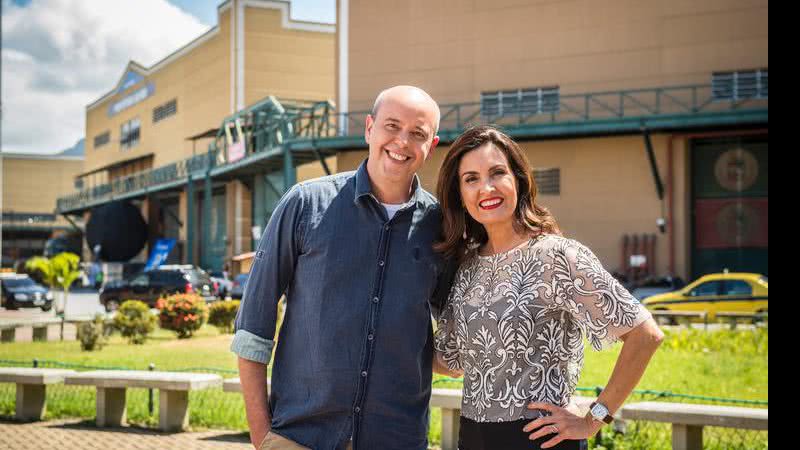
[
  {"x1": 433, "y1": 293, "x2": 462, "y2": 372},
  {"x1": 551, "y1": 239, "x2": 652, "y2": 351}
]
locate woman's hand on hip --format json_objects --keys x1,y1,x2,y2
[{"x1": 522, "y1": 402, "x2": 603, "y2": 448}]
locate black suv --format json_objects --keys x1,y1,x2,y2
[
  {"x1": 0, "y1": 274, "x2": 54, "y2": 311},
  {"x1": 100, "y1": 265, "x2": 218, "y2": 312}
]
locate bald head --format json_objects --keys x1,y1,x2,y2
[{"x1": 371, "y1": 85, "x2": 441, "y2": 134}]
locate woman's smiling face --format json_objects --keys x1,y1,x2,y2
[{"x1": 458, "y1": 143, "x2": 519, "y2": 230}]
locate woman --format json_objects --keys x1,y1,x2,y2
[{"x1": 433, "y1": 125, "x2": 664, "y2": 450}]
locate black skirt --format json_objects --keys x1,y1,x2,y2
[{"x1": 458, "y1": 416, "x2": 588, "y2": 450}]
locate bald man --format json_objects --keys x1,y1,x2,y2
[{"x1": 233, "y1": 86, "x2": 451, "y2": 450}]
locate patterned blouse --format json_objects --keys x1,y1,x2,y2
[{"x1": 434, "y1": 234, "x2": 651, "y2": 423}]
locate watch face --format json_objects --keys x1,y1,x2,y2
[{"x1": 591, "y1": 403, "x2": 608, "y2": 418}]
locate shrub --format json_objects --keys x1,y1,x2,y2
[
  {"x1": 157, "y1": 293, "x2": 209, "y2": 339},
  {"x1": 113, "y1": 300, "x2": 157, "y2": 344},
  {"x1": 208, "y1": 300, "x2": 240, "y2": 334},
  {"x1": 77, "y1": 314, "x2": 107, "y2": 351}
]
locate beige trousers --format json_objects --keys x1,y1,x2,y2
[{"x1": 259, "y1": 432, "x2": 353, "y2": 450}]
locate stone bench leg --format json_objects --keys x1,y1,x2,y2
[
  {"x1": 16, "y1": 383, "x2": 46, "y2": 421},
  {"x1": 96, "y1": 387, "x2": 127, "y2": 427},
  {"x1": 440, "y1": 407, "x2": 460, "y2": 450},
  {"x1": 32, "y1": 326, "x2": 48, "y2": 342},
  {"x1": 1, "y1": 328, "x2": 15, "y2": 343},
  {"x1": 672, "y1": 423, "x2": 703, "y2": 450},
  {"x1": 159, "y1": 389, "x2": 190, "y2": 432}
]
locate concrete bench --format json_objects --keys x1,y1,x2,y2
[
  {"x1": 715, "y1": 312, "x2": 768, "y2": 329},
  {"x1": 0, "y1": 368, "x2": 75, "y2": 420},
  {"x1": 221, "y1": 376, "x2": 270, "y2": 394},
  {"x1": 651, "y1": 310, "x2": 708, "y2": 328},
  {"x1": 619, "y1": 401, "x2": 768, "y2": 450},
  {"x1": 64, "y1": 370, "x2": 222, "y2": 431},
  {"x1": 0, "y1": 318, "x2": 63, "y2": 343}
]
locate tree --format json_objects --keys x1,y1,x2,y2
[{"x1": 25, "y1": 252, "x2": 82, "y2": 339}]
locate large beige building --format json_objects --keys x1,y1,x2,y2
[
  {"x1": 334, "y1": 0, "x2": 768, "y2": 281},
  {"x1": 55, "y1": 0, "x2": 767, "y2": 283},
  {"x1": 2, "y1": 150, "x2": 84, "y2": 266}
]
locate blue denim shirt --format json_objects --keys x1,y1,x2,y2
[{"x1": 231, "y1": 160, "x2": 450, "y2": 450}]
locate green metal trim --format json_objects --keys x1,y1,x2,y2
[{"x1": 186, "y1": 174, "x2": 195, "y2": 265}]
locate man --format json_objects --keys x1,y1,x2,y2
[{"x1": 232, "y1": 86, "x2": 451, "y2": 450}]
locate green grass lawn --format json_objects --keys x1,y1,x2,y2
[{"x1": 0, "y1": 325, "x2": 767, "y2": 449}]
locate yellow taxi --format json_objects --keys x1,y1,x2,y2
[{"x1": 641, "y1": 272, "x2": 768, "y2": 321}]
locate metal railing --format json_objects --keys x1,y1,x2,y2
[{"x1": 56, "y1": 84, "x2": 767, "y2": 213}]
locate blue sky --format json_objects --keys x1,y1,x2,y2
[
  {"x1": 1, "y1": 0, "x2": 335, "y2": 154},
  {"x1": 168, "y1": 0, "x2": 335, "y2": 25}
]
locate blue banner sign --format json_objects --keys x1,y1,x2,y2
[
  {"x1": 108, "y1": 82, "x2": 155, "y2": 117},
  {"x1": 117, "y1": 70, "x2": 145, "y2": 95},
  {"x1": 144, "y1": 238, "x2": 177, "y2": 271}
]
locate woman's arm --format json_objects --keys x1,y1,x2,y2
[{"x1": 523, "y1": 318, "x2": 664, "y2": 448}]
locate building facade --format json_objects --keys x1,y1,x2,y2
[
  {"x1": 334, "y1": 0, "x2": 768, "y2": 281},
  {"x1": 59, "y1": 0, "x2": 336, "y2": 271},
  {"x1": 55, "y1": 0, "x2": 768, "y2": 282},
  {"x1": 2, "y1": 151, "x2": 84, "y2": 267}
]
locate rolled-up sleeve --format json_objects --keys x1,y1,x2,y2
[{"x1": 231, "y1": 184, "x2": 306, "y2": 364}]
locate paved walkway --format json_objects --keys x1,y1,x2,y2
[{"x1": 0, "y1": 418, "x2": 252, "y2": 449}]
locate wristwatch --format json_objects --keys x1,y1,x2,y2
[{"x1": 588, "y1": 401, "x2": 614, "y2": 424}]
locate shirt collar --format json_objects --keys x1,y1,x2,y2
[{"x1": 353, "y1": 159, "x2": 425, "y2": 209}]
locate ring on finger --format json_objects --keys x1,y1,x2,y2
[{"x1": 550, "y1": 425, "x2": 558, "y2": 434}]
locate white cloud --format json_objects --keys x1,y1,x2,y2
[{"x1": 1, "y1": 0, "x2": 210, "y2": 154}]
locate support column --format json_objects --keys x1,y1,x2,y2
[
  {"x1": 158, "y1": 389, "x2": 190, "y2": 432},
  {"x1": 203, "y1": 172, "x2": 213, "y2": 270},
  {"x1": 186, "y1": 177, "x2": 195, "y2": 265},
  {"x1": 226, "y1": 180, "x2": 252, "y2": 259},
  {"x1": 440, "y1": 408, "x2": 460, "y2": 450},
  {"x1": 282, "y1": 146, "x2": 296, "y2": 191},
  {"x1": 15, "y1": 384, "x2": 46, "y2": 421},
  {"x1": 96, "y1": 387, "x2": 127, "y2": 427},
  {"x1": 672, "y1": 424, "x2": 703, "y2": 450}
]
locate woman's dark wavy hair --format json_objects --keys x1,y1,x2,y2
[{"x1": 434, "y1": 125, "x2": 561, "y2": 262}]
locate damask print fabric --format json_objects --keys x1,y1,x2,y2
[{"x1": 434, "y1": 234, "x2": 651, "y2": 422}]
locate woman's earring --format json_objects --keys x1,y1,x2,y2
[{"x1": 462, "y1": 214, "x2": 468, "y2": 240}]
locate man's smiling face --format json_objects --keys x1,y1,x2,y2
[{"x1": 365, "y1": 88, "x2": 439, "y2": 188}]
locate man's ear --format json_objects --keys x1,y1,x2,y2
[
  {"x1": 426, "y1": 135, "x2": 441, "y2": 160},
  {"x1": 364, "y1": 115, "x2": 375, "y2": 144}
]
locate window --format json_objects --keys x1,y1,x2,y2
[
  {"x1": 120, "y1": 118, "x2": 141, "y2": 150},
  {"x1": 689, "y1": 281, "x2": 722, "y2": 297},
  {"x1": 724, "y1": 280, "x2": 752, "y2": 296},
  {"x1": 712, "y1": 69, "x2": 768, "y2": 101},
  {"x1": 153, "y1": 99, "x2": 177, "y2": 123},
  {"x1": 130, "y1": 274, "x2": 149, "y2": 286},
  {"x1": 482, "y1": 87, "x2": 560, "y2": 117},
  {"x1": 94, "y1": 131, "x2": 110, "y2": 148},
  {"x1": 533, "y1": 168, "x2": 560, "y2": 195}
]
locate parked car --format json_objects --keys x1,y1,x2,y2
[
  {"x1": 99, "y1": 265, "x2": 218, "y2": 312},
  {"x1": 642, "y1": 272, "x2": 768, "y2": 322},
  {"x1": 0, "y1": 273, "x2": 54, "y2": 311},
  {"x1": 631, "y1": 276, "x2": 686, "y2": 302},
  {"x1": 209, "y1": 270, "x2": 233, "y2": 299},
  {"x1": 230, "y1": 273, "x2": 249, "y2": 299}
]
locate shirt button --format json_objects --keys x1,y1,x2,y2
[
  {"x1": 354, "y1": 407, "x2": 361, "y2": 414},
  {"x1": 384, "y1": 225, "x2": 390, "y2": 231},
  {"x1": 372, "y1": 297, "x2": 379, "y2": 304},
  {"x1": 367, "y1": 334, "x2": 374, "y2": 341},
  {"x1": 361, "y1": 371, "x2": 368, "y2": 377},
  {"x1": 378, "y1": 260, "x2": 385, "y2": 266}
]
